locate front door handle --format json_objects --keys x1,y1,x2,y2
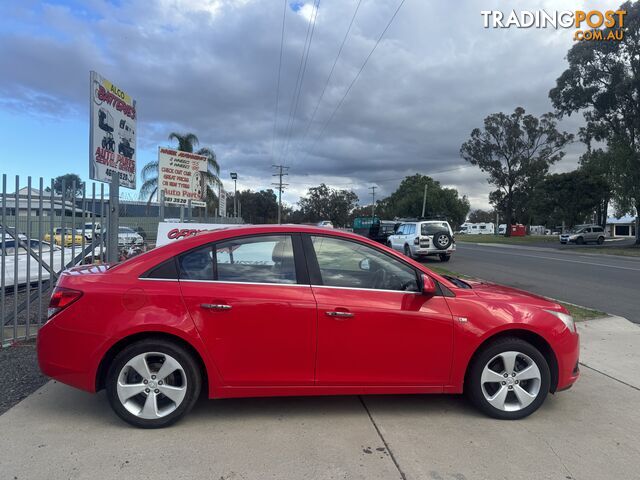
[
  {"x1": 325, "y1": 311, "x2": 354, "y2": 318},
  {"x1": 200, "y1": 303, "x2": 232, "y2": 310}
]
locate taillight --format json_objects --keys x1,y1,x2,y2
[
  {"x1": 48, "y1": 287, "x2": 83, "y2": 319},
  {"x1": 414, "y1": 237, "x2": 420, "y2": 245}
]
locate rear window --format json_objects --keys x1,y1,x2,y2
[{"x1": 421, "y1": 223, "x2": 449, "y2": 235}]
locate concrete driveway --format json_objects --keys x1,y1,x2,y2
[{"x1": 1, "y1": 318, "x2": 639, "y2": 480}]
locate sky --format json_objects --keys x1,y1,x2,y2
[{"x1": 0, "y1": 0, "x2": 617, "y2": 210}]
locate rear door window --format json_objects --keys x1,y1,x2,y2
[{"x1": 215, "y1": 235, "x2": 297, "y2": 284}]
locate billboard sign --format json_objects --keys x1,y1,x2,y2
[
  {"x1": 156, "y1": 222, "x2": 229, "y2": 247},
  {"x1": 89, "y1": 71, "x2": 137, "y2": 189},
  {"x1": 158, "y1": 147, "x2": 207, "y2": 205}
]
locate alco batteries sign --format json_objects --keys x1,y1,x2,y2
[{"x1": 89, "y1": 71, "x2": 137, "y2": 189}]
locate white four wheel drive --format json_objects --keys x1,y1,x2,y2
[{"x1": 387, "y1": 220, "x2": 455, "y2": 262}]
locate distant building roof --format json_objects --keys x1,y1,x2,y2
[{"x1": 606, "y1": 215, "x2": 637, "y2": 225}]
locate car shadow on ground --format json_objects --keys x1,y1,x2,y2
[{"x1": 29, "y1": 381, "x2": 568, "y2": 429}]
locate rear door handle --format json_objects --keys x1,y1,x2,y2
[
  {"x1": 200, "y1": 304, "x2": 232, "y2": 310},
  {"x1": 325, "y1": 311, "x2": 354, "y2": 318}
]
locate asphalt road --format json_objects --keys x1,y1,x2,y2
[{"x1": 434, "y1": 243, "x2": 640, "y2": 323}]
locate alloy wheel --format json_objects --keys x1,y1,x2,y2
[
  {"x1": 116, "y1": 352, "x2": 187, "y2": 420},
  {"x1": 480, "y1": 351, "x2": 541, "y2": 412}
]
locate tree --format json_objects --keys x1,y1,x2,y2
[
  {"x1": 383, "y1": 174, "x2": 469, "y2": 227},
  {"x1": 579, "y1": 148, "x2": 616, "y2": 228},
  {"x1": 298, "y1": 184, "x2": 359, "y2": 227},
  {"x1": 468, "y1": 209, "x2": 494, "y2": 223},
  {"x1": 460, "y1": 107, "x2": 573, "y2": 235},
  {"x1": 139, "y1": 132, "x2": 221, "y2": 207},
  {"x1": 531, "y1": 170, "x2": 609, "y2": 228},
  {"x1": 549, "y1": 1, "x2": 640, "y2": 243},
  {"x1": 48, "y1": 173, "x2": 84, "y2": 199},
  {"x1": 236, "y1": 189, "x2": 279, "y2": 224}
]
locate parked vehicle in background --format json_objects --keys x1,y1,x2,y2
[
  {"x1": 1, "y1": 239, "x2": 102, "y2": 288},
  {"x1": 38, "y1": 225, "x2": 580, "y2": 428},
  {"x1": 83, "y1": 222, "x2": 102, "y2": 241},
  {"x1": 353, "y1": 216, "x2": 398, "y2": 244},
  {"x1": 529, "y1": 225, "x2": 547, "y2": 236},
  {"x1": 498, "y1": 224, "x2": 507, "y2": 235},
  {"x1": 44, "y1": 228, "x2": 84, "y2": 247},
  {"x1": 317, "y1": 220, "x2": 334, "y2": 228},
  {"x1": 387, "y1": 220, "x2": 455, "y2": 262},
  {"x1": 560, "y1": 225, "x2": 605, "y2": 245},
  {"x1": 459, "y1": 222, "x2": 495, "y2": 235},
  {"x1": 108, "y1": 226, "x2": 144, "y2": 247}
]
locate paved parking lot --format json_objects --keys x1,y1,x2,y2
[{"x1": 1, "y1": 317, "x2": 639, "y2": 480}]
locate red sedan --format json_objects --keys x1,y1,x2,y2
[{"x1": 38, "y1": 225, "x2": 579, "y2": 428}]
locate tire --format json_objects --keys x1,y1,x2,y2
[
  {"x1": 576, "y1": 236, "x2": 584, "y2": 245},
  {"x1": 597, "y1": 236, "x2": 604, "y2": 245},
  {"x1": 433, "y1": 232, "x2": 452, "y2": 250},
  {"x1": 439, "y1": 254, "x2": 451, "y2": 262},
  {"x1": 404, "y1": 244, "x2": 414, "y2": 259},
  {"x1": 105, "y1": 338, "x2": 202, "y2": 428},
  {"x1": 466, "y1": 337, "x2": 550, "y2": 420}
]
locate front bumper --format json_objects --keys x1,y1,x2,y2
[{"x1": 554, "y1": 330, "x2": 580, "y2": 392}]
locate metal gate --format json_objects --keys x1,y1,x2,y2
[{"x1": 1, "y1": 174, "x2": 111, "y2": 346}]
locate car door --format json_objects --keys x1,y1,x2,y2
[
  {"x1": 389, "y1": 225, "x2": 403, "y2": 250},
  {"x1": 179, "y1": 234, "x2": 317, "y2": 386},
  {"x1": 305, "y1": 234, "x2": 453, "y2": 386}
]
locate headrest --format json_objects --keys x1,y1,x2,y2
[{"x1": 272, "y1": 240, "x2": 293, "y2": 263}]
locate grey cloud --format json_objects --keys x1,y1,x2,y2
[{"x1": 0, "y1": 0, "x2": 609, "y2": 208}]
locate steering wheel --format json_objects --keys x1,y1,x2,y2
[{"x1": 372, "y1": 268, "x2": 387, "y2": 289}]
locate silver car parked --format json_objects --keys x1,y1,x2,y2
[{"x1": 559, "y1": 225, "x2": 606, "y2": 245}]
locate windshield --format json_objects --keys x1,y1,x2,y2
[{"x1": 421, "y1": 222, "x2": 449, "y2": 235}]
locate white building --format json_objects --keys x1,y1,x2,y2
[{"x1": 606, "y1": 215, "x2": 637, "y2": 237}]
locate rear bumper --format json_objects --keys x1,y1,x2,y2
[{"x1": 37, "y1": 320, "x2": 106, "y2": 393}]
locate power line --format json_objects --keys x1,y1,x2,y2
[
  {"x1": 271, "y1": 0, "x2": 289, "y2": 161},
  {"x1": 300, "y1": 0, "x2": 363, "y2": 145},
  {"x1": 272, "y1": 164, "x2": 290, "y2": 224},
  {"x1": 281, "y1": 0, "x2": 321, "y2": 163},
  {"x1": 306, "y1": 0, "x2": 407, "y2": 156}
]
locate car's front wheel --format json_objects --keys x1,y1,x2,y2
[
  {"x1": 466, "y1": 337, "x2": 550, "y2": 420},
  {"x1": 106, "y1": 339, "x2": 202, "y2": 428}
]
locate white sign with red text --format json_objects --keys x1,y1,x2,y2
[
  {"x1": 158, "y1": 147, "x2": 207, "y2": 205},
  {"x1": 156, "y1": 222, "x2": 229, "y2": 247}
]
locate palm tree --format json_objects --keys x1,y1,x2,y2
[{"x1": 140, "y1": 133, "x2": 221, "y2": 207}]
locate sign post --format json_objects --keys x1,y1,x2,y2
[{"x1": 107, "y1": 174, "x2": 119, "y2": 262}]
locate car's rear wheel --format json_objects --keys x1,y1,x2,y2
[
  {"x1": 466, "y1": 337, "x2": 550, "y2": 420},
  {"x1": 597, "y1": 236, "x2": 604, "y2": 245},
  {"x1": 439, "y1": 253, "x2": 451, "y2": 262},
  {"x1": 106, "y1": 339, "x2": 201, "y2": 428},
  {"x1": 404, "y1": 244, "x2": 414, "y2": 259}
]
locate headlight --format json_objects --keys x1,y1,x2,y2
[{"x1": 544, "y1": 309, "x2": 576, "y2": 333}]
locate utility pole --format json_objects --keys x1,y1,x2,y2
[
  {"x1": 421, "y1": 183, "x2": 428, "y2": 218},
  {"x1": 272, "y1": 164, "x2": 289, "y2": 224},
  {"x1": 369, "y1": 186, "x2": 376, "y2": 218}
]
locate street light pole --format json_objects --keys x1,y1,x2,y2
[{"x1": 230, "y1": 172, "x2": 238, "y2": 218}]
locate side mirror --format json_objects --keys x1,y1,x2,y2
[
  {"x1": 421, "y1": 274, "x2": 437, "y2": 296},
  {"x1": 359, "y1": 258, "x2": 370, "y2": 271}
]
